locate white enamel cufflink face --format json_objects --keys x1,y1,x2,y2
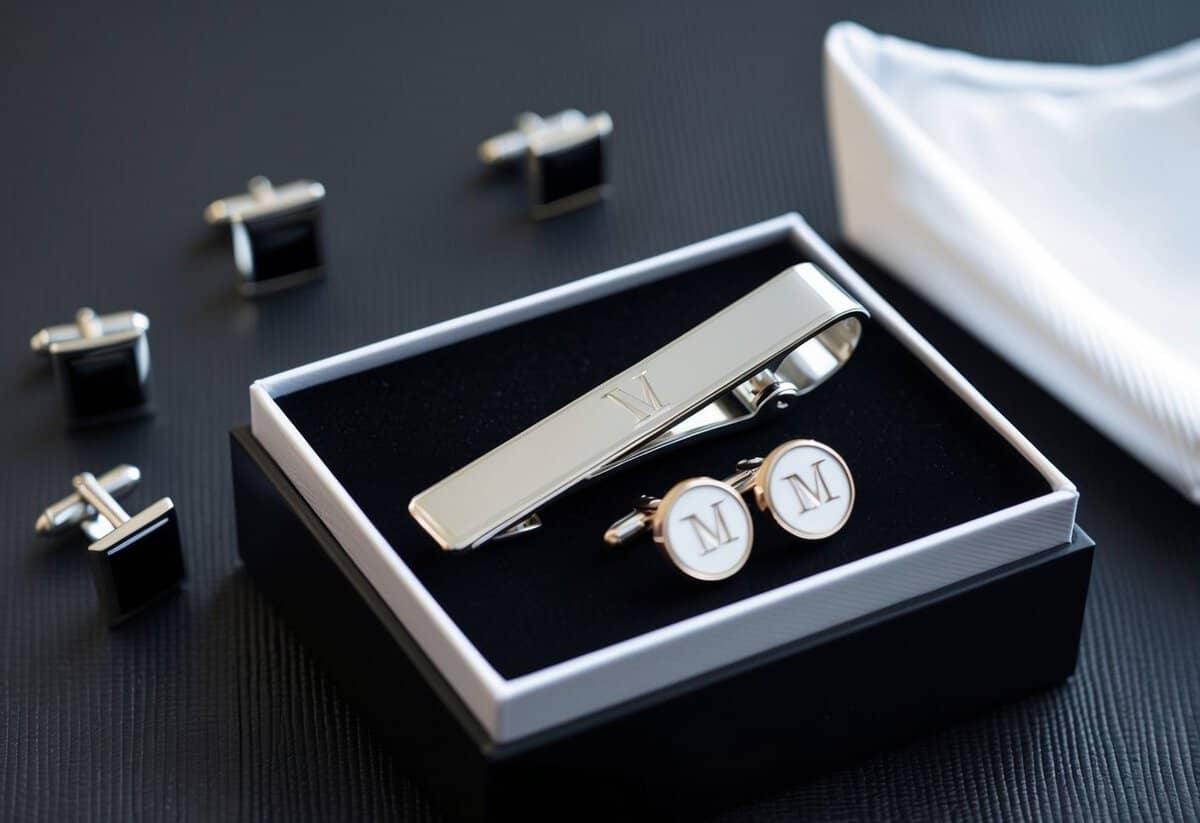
[
  {"x1": 653, "y1": 478, "x2": 754, "y2": 581},
  {"x1": 604, "y1": 439, "x2": 854, "y2": 581},
  {"x1": 754, "y1": 440, "x2": 855, "y2": 540}
]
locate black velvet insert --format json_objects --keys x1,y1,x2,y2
[{"x1": 277, "y1": 243, "x2": 1050, "y2": 678}]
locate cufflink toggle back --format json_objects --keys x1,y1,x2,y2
[
  {"x1": 30, "y1": 308, "x2": 152, "y2": 426},
  {"x1": 410, "y1": 264, "x2": 867, "y2": 550},
  {"x1": 605, "y1": 440, "x2": 855, "y2": 580},
  {"x1": 205, "y1": 176, "x2": 326, "y2": 295},
  {"x1": 479, "y1": 109, "x2": 613, "y2": 220},
  {"x1": 36, "y1": 465, "x2": 185, "y2": 626}
]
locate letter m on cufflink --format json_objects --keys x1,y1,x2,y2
[
  {"x1": 784, "y1": 460, "x2": 840, "y2": 514},
  {"x1": 683, "y1": 501, "x2": 737, "y2": 555}
]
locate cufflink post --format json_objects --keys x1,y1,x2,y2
[
  {"x1": 205, "y1": 176, "x2": 327, "y2": 295},
  {"x1": 72, "y1": 472, "x2": 132, "y2": 533},
  {"x1": 36, "y1": 466, "x2": 185, "y2": 627},
  {"x1": 203, "y1": 176, "x2": 325, "y2": 225},
  {"x1": 477, "y1": 111, "x2": 588, "y2": 165},
  {"x1": 36, "y1": 464, "x2": 142, "y2": 541},
  {"x1": 603, "y1": 495, "x2": 661, "y2": 546},
  {"x1": 30, "y1": 308, "x2": 149, "y2": 355},
  {"x1": 478, "y1": 109, "x2": 613, "y2": 220},
  {"x1": 30, "y1": 308, "x2": 152, "y2": 426}
]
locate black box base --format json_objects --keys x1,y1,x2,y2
[{"x1": 231, "y1": 427, "x2": 1094, "y2": 821}]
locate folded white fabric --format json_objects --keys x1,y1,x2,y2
[{"x1": 824, "y1": 22, "x2": 1200, "y2": 503}]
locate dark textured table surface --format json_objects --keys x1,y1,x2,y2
[{"x1": 3, "y1": 2, "x2": 1199, "y2": 820}]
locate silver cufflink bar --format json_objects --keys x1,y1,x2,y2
[
  {"x1": 30, "y1": 308, "x2": 152, "y2": 426},
  {"x1": 36, "y1": 465, "x2": 185, "y2": 627},
  {"x1": 409, "y1": 263, "x2": 867, "y2": 551},
  {"x1": 479, "y1": 109, "x2": 613, "y2": 220},
  {"x1": 205, "y1": 176, "x2": 327, "y2": 295}
]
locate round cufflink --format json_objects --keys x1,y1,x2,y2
[
  {"x1": 36, "y1": 465, "x2": 185, "y2": 627},
  {"x1": 478, "y1": 109, "x2": 613, "y2": 220},
  {"x1": 30, "y1": 308, "x2": 152, "y2": 426},
  {"x1": 654, "y1": 478, "x2": 755, "y2": 581},
  {"x1": 606, "y1": 477, "x2": 754, "y2": 582},
  {"x1": 752, "y1": 440, "x2": 855, "y2": 539},
  {"x1": 205, "y1": 176, "x2": 327, "y2": 295}
]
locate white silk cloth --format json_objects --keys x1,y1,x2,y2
[{"x1": 824, "y1": 22, "x2": 1200, "y2": 503}]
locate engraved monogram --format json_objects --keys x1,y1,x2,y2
[
  {"x1": 681, "y1": 501, "x2": 737, "y2": 555},
  {"x1": 603, "y1": 371, "x2": 668, "y2": 424},
  {"x1": 782, "y1": 459, "x2": 840, "y2": 514}
]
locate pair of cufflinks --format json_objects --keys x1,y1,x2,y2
[
  {"x1": 25, "y1": 179, "x2": 324, "y2": 428},
  {"x1": 605, "y1": 440, "x2": 855, "y2": 581},
  {"x1": 202, "y1": 107, "x2": 613, "y2": 294}
]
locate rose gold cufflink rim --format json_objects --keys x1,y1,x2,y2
[{"x1": 753, "y1": 439, "x2": 856, "y2": 540}]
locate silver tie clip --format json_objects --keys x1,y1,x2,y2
[{"x1": 409, "y1": 263, "x2": 867, "y2": 550}]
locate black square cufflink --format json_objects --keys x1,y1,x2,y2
[
  {"x1": 36, "y1": 465, "x2": 185, "y2": 627},
  {"x1": 478, "y1": 109, "x2": 613, "y2": 220},
  {"x1": 30, "y1": 308, "x2": 152, "y2": 426},
  {"x1": 204, "y1": 176, "x2": 327, "y2": 295}
]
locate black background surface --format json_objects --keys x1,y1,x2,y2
[{"x1": 2, "y1": 1, "x2": 1198, "y2": 820}]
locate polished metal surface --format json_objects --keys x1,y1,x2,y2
[
  {"x1": 88, "y1": 497, "x2": 176, "y2": 556},
  {"x1": 410, "y1": 263, "x2": 866, "y2": 550},
  {"x1": 73, "y1": 472, "x2": 131, "y2": 530},
  {"x1": 35, "y1": 465, "x2": 141, "y2": 540},
  {"x1": 527, "y1": 182, "x2": 612, "y2": 221},
  {"x1": 37, "y1": 466, "x2": 175, "y2": 552},
  {"x1": 30, "y1": 308, "x2": 150, "y2": 354},
  {"x1": 203, "y1": 176, "x2": 326, "y2": 225},
  {"x1": 603, "y1": 495, "x2": 662, "y2": 546},
  {"x1": 477, "y1": 110, "x2": 611, "y2": 165}
]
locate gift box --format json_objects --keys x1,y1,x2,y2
[{"x1": 231, "y1": 214, "x2": 1092, "y2": 820}]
